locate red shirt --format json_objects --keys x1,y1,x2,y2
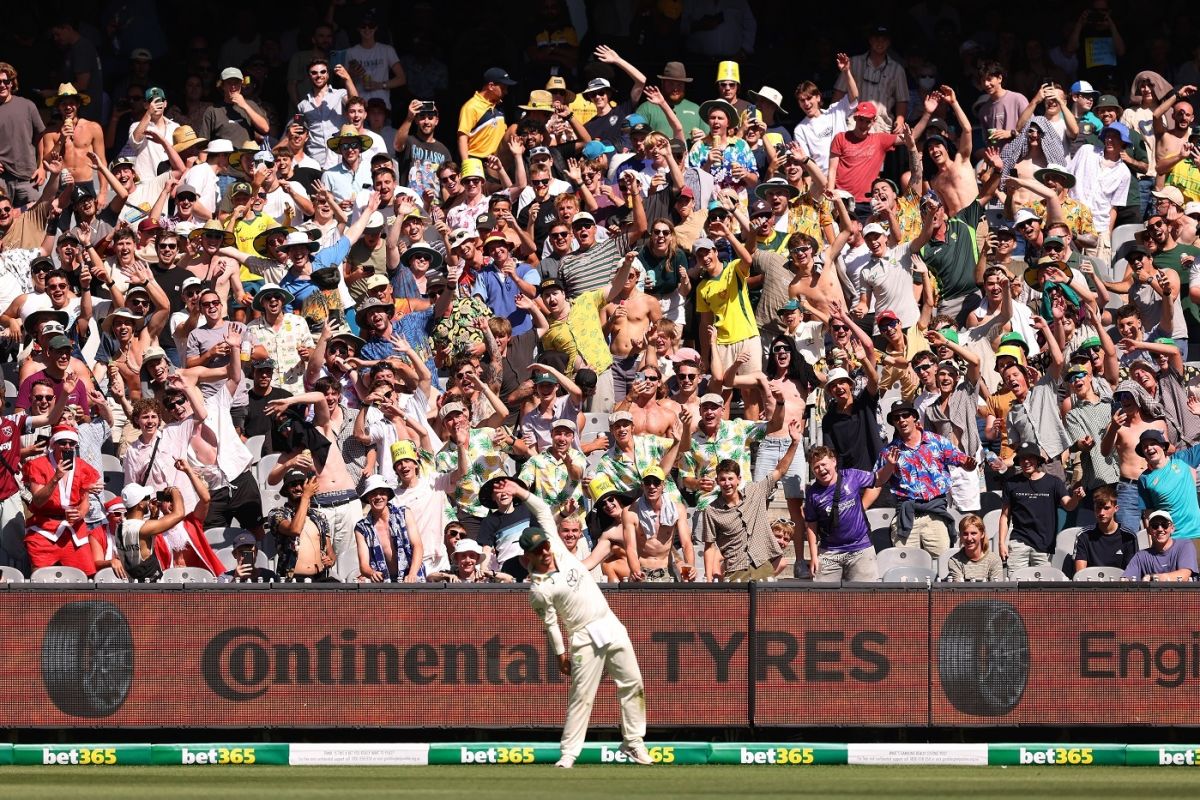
[
  {"x1": 829, "y1": 131, "x2": 897, "y2": 201},
  {"x1": 0, "y1": 413, "x2": 24, "y2": 500}
]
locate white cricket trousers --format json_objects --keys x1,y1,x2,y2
[{"x1": 560, "y1": 633, "x2": 646, "y2": 759}]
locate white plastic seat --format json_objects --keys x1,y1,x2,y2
[
  {"x1": 159, "y1": 567, "x2": 216, "y2": 583},
  {"x1": 865, "y1": 507, "x2": 896, "y2": 534},
  {"x1": 1056, "y1": 527, "x2": 1083, "y2": 556},
  {"x1": 244, "y1": 434, "x2": 265, "y2": 464},
  {"x1": 1073, "y1": 566, "x2": 1125, "y2": 582},
  {"x1": 31, "y1": 566, "x2": 89, "y2": 583},
  {"x1": 0, "y1": 565, "x2": 25, "y2": 582},
  {"x1": 881, "y1": 566, "x2": 937, "y2": 584},
  {"x1": 92, "y1": 567, "x2": 126, "y2": 584},
  {"x1": 1010, "y1": 566, "x2": 1069, "y2": 582},
  {"x1": 937, "y1": 547, "x2": 960, "y2": 579},
  {"x1": 101, "y1": 453, "x2": 124, "y2": 474},
  {"x1": 875, "y1": 546, "x2": 934, "y2": 576}
]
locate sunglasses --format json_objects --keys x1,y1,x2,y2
[
  {"x1": 156, "y1": 242, "x2": 179, "y2": 250},
  {"x1": 310, "y1": 69, "x2": 328, "y2": 76},
  {"x1": 717, "y1": 81, "x2": 738, "y2": 88},
  {"x1": 789, "y1": 245, "x2": 813, "y2": 254},
  {"x1": 200, "y1": 300, "x2": 222, "y2": 309},
  {"x1": 165, "y1": 397, "x2": 187, "y2": 409},
  {"x1": 531, "y1": 179, "x2": 550, "y2": 186},
  {"x1": 676, "y1": 373, "x2": 698, "y2": 381},
  {"x1": 1148, "y1": 520, "x2": 1171, "y2": 530},
  {"x1": 549, "y1": 231, "x2": 570, "y2": 239},
  {"x1": 462, "y1": 177, "x2": 482, "y2": 184},
  {"x1": 651, "y1": 228, "x2": 672, "y2": 236},
  {"x1": 1043, "y1": 244, "x2": 1064, "y2": 252},
  {"x1": 771, "y1": 346, "x2": 790, "y2": 354},
  {"x1": 32, "y1": 264, "x2": 51, "y2": 275},
  {"x1": 641, "y1": 477, "x2": 664, "y2": 487},
  {"x1": 32, "y1": 394, "x2": 54, "y2": 402},
  {"x1": 879, "y1": 319, "x2": 900, "y2": 329},
  {"x1": 572, "y1": 221, "x2": 595, "y2": 230},
  {"x1": 914, "y1": 362, "x2": 934, "y2": 372},
  {"x1": 202, "y1": 232, "x2": 225, "y2": 240},
  {"x1": 830, "y1": 324, "x2": 848, "y2": 332}
]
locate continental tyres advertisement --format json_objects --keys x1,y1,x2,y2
[{"x1": 9, "y1": 584, "x2": 1200, "y2": 728}]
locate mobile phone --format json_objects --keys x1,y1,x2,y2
[
  {"x1": 328, "y1": 308, "x2": 343, "y2": 326},
  {"x1": 62, "y1": 452, "x2": 75, "y2": 470},
  {"x1": 422, "y1": 101, "x2": 436, "y2": 114}
]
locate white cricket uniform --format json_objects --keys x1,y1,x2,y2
[{"x1": 525, "y1": 495, "x2": 646, "y2": 760}]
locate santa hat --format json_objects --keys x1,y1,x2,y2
[
  {"x1": 50, "y1": 425, "x2": 79, "y2": 444},
  {"x1": 104, "y1": 497, "x2": 126, "y2": 514}
]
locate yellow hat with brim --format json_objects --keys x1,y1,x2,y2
[
  {"x1": 995, "y1": 344, "x2": 1027, "y2": 366},
  {"x1": 390, "y1": 440, "x2": 421, "y2": 465},
  {"x1": 519, "y1": 90, "x2": 555, "y2": 112},
  {"x1": 459, "y1": 158, "x2": 486, "y2": 181},
  {"x1": 327, "y1": 124, "x2": 373, "y2": 151},
  {"x1": 1023, "y1": 262, "x2": 1074, "y2": 289},
  {"x1": 253, "y1": 225, "x2": 298, "y2": 256},
  {"x1": 544, "y1": 76, "x2": 576, "y2": 102},
  {"x1": 171, "y1": 125, "x2": 207, "y2": 152},
  {"x1": 47, "y1": 82, "x2": 90, "y2": 107},
  {"x1": 189, "y1": 219, "x2": 235, "y2": 246},
  {"x1": 586, "y1": 474, "x2": 633, "y2": 506}
]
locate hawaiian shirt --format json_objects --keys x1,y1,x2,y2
[
  {"x1": 873, "y1": 430, "x2": 968, "y2": 502},
  {"x1": 518, "y1": 448, "x2": 586, "y2": 519},
  {"x1": 434, "y1": 426, "x2": 506, "y2": 518},
  {"x1": 680, "y1": 419, "x2": 767, "y2": 509},
  {"x1": 787, "y1": 193, "x2": 833, "y2": 246},
  {"x1": 594, "y1": 434, "x2": 681, "y2": 503},
  {"x1": 354, "y1": 502, "x2": 424, "y2": 581},
  {"x1": 1032, "y1": 196, "x2": 1097, "y2": 238},
  {"x1": 686, "y1": 137, "x2": 758, "y2": 191},
  {"x1": 247, "y1": 312, "x2": 315, "y2": 394}
]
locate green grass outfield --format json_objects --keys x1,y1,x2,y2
[{"x1": 2, "y1": 765, "x2": 1196, "y2": 799}]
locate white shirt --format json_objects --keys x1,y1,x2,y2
[
  {"x1": 859, "y1": 242, "x2": 919, "y2": 329},
  {"x1": 181, "y1": 162, "x2": 220, "y2": 214},
  {"x1": 793, "y1": 95, "x2": 852, "y2": 174},
  {"x1": 395, "y1": 476, "x2": 454, "y2": 572},
  {"x1": 1069, "y1": 145, "x2": 1131, "y2": 228},
  {"x1": 262, "y1": 181, "x2": 309, "y2": 226},
  {"x1": 127, "y1": 117, "x2": 180, "y2": 183},
  {"x1": 298, "y1": 88, "x2": 349, "y2": 169},
  {"x1": 525, "y1": 495, "x2": 619, "y2": 656},
  {"x1": 345, "y1": 42, "x2": 400, "y2": 108},
  {"x1": 839, "y1": 241, "x2": 873, "y2": 313}
]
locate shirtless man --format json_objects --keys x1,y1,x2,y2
[
  {"x1": 1101, "y1": 383, "x2": 1170, "y2": 533},
  {"x1": 624, "y1": 464, "x2": 694, "y2": 582},
  {"x1": 266, "y1": 391, "x2": 364, "y2": 582},
  {"x1": 604, "y1": 255, "x2": 662, "y2": 401},
  {"x1": 755, "y1": 375, "x2": 808, "y2": 524},
  {"x1": 622, "y1": 367, "x2": 681, "y2": 437},
  {"x1": 918, "y1": 86, "x2": 977, "y2": 218},
  {"x1": 179, "y1": 223, "x2": 245, "y2": 317},
  {"x1": 39, "y1": 85, "x2": 105, "y2": 188},
  {"x1": 786, "y1": 231, "x2": 845, "y2": 317},
  {"x1": 1152, "y1": 86, "x2": 1196, "y2": 184},
  {"x1": 269, "y1": 469, "x2": 336, "y2": 580}
]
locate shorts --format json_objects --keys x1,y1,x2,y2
[
  {"x1": 752, "y1": 435, "x2": 805, "y2": 498},
  {"x1": 642, "y1": 566, "x2": 673, "y2": 582},
  {"x1": 724, "y1": 561, "x2": 774, "y2": 582},
  {"x1": 25, "y1": 531, "x2": 96, "y2": 576},
  {"x1": 813, "y1": 546, "x2": 879, "y2": 582},
  {"x1": 713, "y1": 337, "x2": 762, "y2": 375}
]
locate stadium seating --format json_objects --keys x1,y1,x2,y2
[
  {"x1": 1010, "y1": 566, "x2": 1069, "y2": 582},
  {"x1": 0, "y1": 565, "x2": 24, "y2": 582},
  {"x1": 31, "y1": 566, "x2": 88, "y2": 583},
  {"x1": 881, "y1": 566, "x2": 936, "y2": 583},
  {"x1": 1074, "y1": 566, "x2": 1125, "y2": 582},
  {"x1": 875, "y1": 547, "x2": 933, "y2": 576},
  {"x1": 92, "y1": 567, "x2": 125, "y2": 583},
  {"x1": 160, "y1": 567, "x2": 216, "y2": 583}
]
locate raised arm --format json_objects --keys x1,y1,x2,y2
[{"x1": 594, "y1": 45, "x2": 646, "y2": 105}]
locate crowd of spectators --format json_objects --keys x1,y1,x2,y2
[{"x1": 1, "y1": 2, "x2": 1200, "y2": 586}]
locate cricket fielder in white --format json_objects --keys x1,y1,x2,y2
[{"x1": 504, "y1": 479, "x2": 652, "y2": 769}]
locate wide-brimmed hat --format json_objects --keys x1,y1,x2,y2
[
  {"x1": 189, "y1": 219, "x2": 235, "y2": 246},
  {"x1": 1033, "y1": 163, "x2": 1076, "y2": 188},
  {"x1": 252, "y1": 283, "x2": 295, "y2": 312},
  {"x1": 205, "y1": 139, "x2": 235, "y2": 155},
  {"x1": 353, "y1": 296, "x2": 394, "y2": 326},
  {"x1": 544, "y1": 75, "x2": 576, "y2": 102},
  {"x1": 698, "y1": 99, "x2": 739, "y2": 125},
  {"x1": 359, "y1": 474, "x2": 395, "y2": 501},
  {"x1": 754, "y1": 176, "x2": 800, "y2": 201},
  {"x1": 252, "y1": 225, "x2": 299, "y2": 256},
  {"x1": 1014, "y1": 443, "x2": 1046, "y2": 464},
  {"x1": 748, "y1": 85, "x2": 786, "y2": 113},
  {"x1": 479, "y1": 475, "x2": 529, "y2": 509},
  {"x1": 586, "y1": 475, "x2": 633, "y2": 507},
  {"x1": 171, "y1": 125, "x2": 207, "y2": 151},
  {"x1": 519, "y1": 90, "x2": 555, "y2": 112},
  {"x1": 25, "y1": 308, "x2": 70, "y2": 335},
  {"x1": 401, "y1": 243, "x2": 445, "y2": 270},
  {"x1": 329, "y1": 329, "x2": 366, "y2": 351},
  {"x1": 47, "y1": 82, "x2": 90, "y2": 107},
  {"x1": 1135, "y1": 429, "x2": 1169, "y2": 458},
  {"x1": 102, "y1": 307, "x2": 142, "y2": 335},
  {"x1": 1023, "y1": 261, "x2": 1075, "y2": 289},
  {"x1": 328, "y1": 124, "x2": 373, "y2": 151},
  {"x1": 657, "y1": 61, "x2": 692, "y2": 83},
  {"x1": 886, "y1": 401, "x2": 919, "y2": 425},
  {"x1": 280, "y1": 230, "x2": 321, "y2": 252}
]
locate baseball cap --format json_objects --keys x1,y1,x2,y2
[
  {"x1": 439, "y1": 401, "x2": 466, "y2": 419},
  {"x1": 518, "y1": 527, "x2": 551, "y2": 552},
  {"x1": 749, "y1": 198, "x2": 772, "y2": 218},
  {"x1": 483, "y1": 67, "x2": 517, "y2": 86},
  {"x1": 121, "y1": 484, "x2": 155, "y2": 507},
  {"x1": 282, "y1": 468, "x2": 310, "y2": 486},
  {"x1": 1013, "y1": 208, "x2": 1041, "y2": 226},
  {"x1": 232, "y1": 532, "x2": 257, "y2": 549},
  {"x1": 250, "y1": 358, "x2": 275, "y2": 371},
  {"x1": 853, "y1": 101, "x2": 877, "y2": 119},
  {"x1": 570, "y1": 211, "x2": 596, "y2": 226},
  {"x1": 47, "y1": 335, "x2": 73, "y2": 351},
  {"x1": 582, "y1": 78, "x2": 612, "y2": 96},
  {"x1": 692, "y1": 237, "x2": 716, "y2": 253},
  {"x1": 670, "y1": 347, "x2": 701, "y2": 364},
  {"x1": 862, "y1": 222, "x2": 887, "y2": 238},
  {"x1": 1147, "y1": 509, "x2": 1173, "y2": 526},
  {"x1": 609, "y1": 410, "x2": 634, "y2": 425},
  {"x1": 533, "y1": 372, "x2": 558, "y2": 385},
  {"x1": 876, "y1": 309, "x2": 900, "y2": 324},
  {"x1": 777, "y1": 299, "x2": 801, "y2": 313},
  {"x1": 1070, "y1": 80, "x2": 1097, "y2": 95},
  {"x1": 642, "y1": 464, "x2": 667, "y2": 482},
  {"x1": 581, "y1": 141, "x2": 615, "y2": 160},
  {"x1": 1152, "y1": 186, "x2": 1185, "y2": 207},
  {"x1": 550, "y1": 418, "x2": 577, "y2": 433},
  {"x1": 699, "y1": 393, "x2": 724, "y2": 407},
  {"x1": 220, "y1": 67, "x2": 244, "y2": 82},
  {"x1": 537, "y1": 278, "x2": 564, "y2": 296}
]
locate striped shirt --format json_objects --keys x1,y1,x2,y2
[
  {"x1": 1064, "y1": 397, "x2": 1119, "y2": 489},
  {"x1": 701, "y1": 479, "x2": 782, "y2": 573},
  {"x1": 558, "y1": 233, "x2": 632, "y2": 299}
]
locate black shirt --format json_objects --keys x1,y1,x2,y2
[
  {"x1": 822, "y1": 389, "x2": 881, "y2": 472},
  {"x1": 244, "y1": 386, "x2": 293, "y2": 453},
  {"x1": 1073, "y1": 525, "x2": 1139, "y2": 569},
  {"x1": 1002, "y1": 472, "x2": 1068, "y2": 553}
]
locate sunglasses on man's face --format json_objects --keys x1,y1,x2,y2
[
  {"x1": 642, "y1": 477, "x2": 663, "y2": 487},
  {"x1": 879, "y1": 319, "x2": 900, "y2": 329},
  {"x1": 532, "y1": 179, "x2": 550, "y2": 187},
  {"x1": 200, "y1": 300, "x2": 222, "y2": 309},
  {"x1": 165, "y1": 397, "x2": 187, "y2": 410}
]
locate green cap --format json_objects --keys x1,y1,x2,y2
[
  {"x1": 519, "y1": 527, "x2": 551, "y2": 552},
  {"x1": 937, "y1": 328, "x2": 960, "y2": 344},
  {"x1": 999, "y1": 331, "x2": 1029, "y2": 352},
  {"x1": 1079, "y1": 336, "x2": 1102, "y2": 350}
]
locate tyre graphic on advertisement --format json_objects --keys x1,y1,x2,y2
[
  {"x1": 937, "y1": 599, "x2": 1029, "y2": 716},
  {"x1": 41, "y1": 601, "x2": 133, "y2": 717}
]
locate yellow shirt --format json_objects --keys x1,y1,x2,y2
[
  {"x1": 458, "y1": 92, "x2": 507, "y2": 159},
  {"x1": 233, "y1": 213, "x2": 278, "y2": 283},
  {"x1": 879, "y1": 325, "x2": 932, "y2": 402},
  {"x1": 542, "y1": 289, "x2": 613, "y2": 374},
  {"x1": 696, "y1": 261, "x2": 758, "y2": 344}
]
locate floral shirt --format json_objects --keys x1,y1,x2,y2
[
  {"x1": 890, "y1": 191, "x2": 922, "y2": 244},
  {"x1": 518, "y1": 449, "x2": 586, "y2": 518},
  {"x1": 873, "y1": 430, "x2": 968, "y2": 502},
  {"x1": 687, "y1": 137, "x2": 758, "y2": 191},
  {"x1": 247, "y1": 313, "x2": 315, "y2": 394},
  {"x1": 594, "y1": 434, "x2": 681, "y2": 503},
  {"x1": 1032, "y1": 196, "x2": 1097, "y2": 238},
  {"x1": 434, "y1": 426, "x2": 506, "y2": 519},
  {"x1": 680, "y1": 419, "x2": 768, "y2": 509},
  {"x1": 787, "y1": 193, "x2": 833, "y2": 246}
]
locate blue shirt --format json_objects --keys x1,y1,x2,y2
[
  {"x1": 1139, "y1": 457, "x2": 1200, "y2": 540},
  {"x1": 471, "y1": 262, "x2": 540, "y2": 336},
  {"x1": 361, "y1": 319, "x2": 405, "y2": 362},
  {"x1": 874, "y1": 431, "x2": 967, "y2": 502},
  {"x1": 280, "y1": 237, "x2": 353, "y2": 311}
]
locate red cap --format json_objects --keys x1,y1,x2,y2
[
  {"x1": 876, "y1": 309, "x2": 899, "y2": 323},
  {"x1": 138, "y1": 217, "x2": 161, "y2": 233},
  {"x1": 50, "y1": 424, "x2": 79, "y2": 443},
  {"x1": 853, "y1": 101, "x2": 877, "y2": 119}
]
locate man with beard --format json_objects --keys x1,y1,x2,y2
[{"x1": 395, "y1": 99, "x2": 451, "y2": 201}]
